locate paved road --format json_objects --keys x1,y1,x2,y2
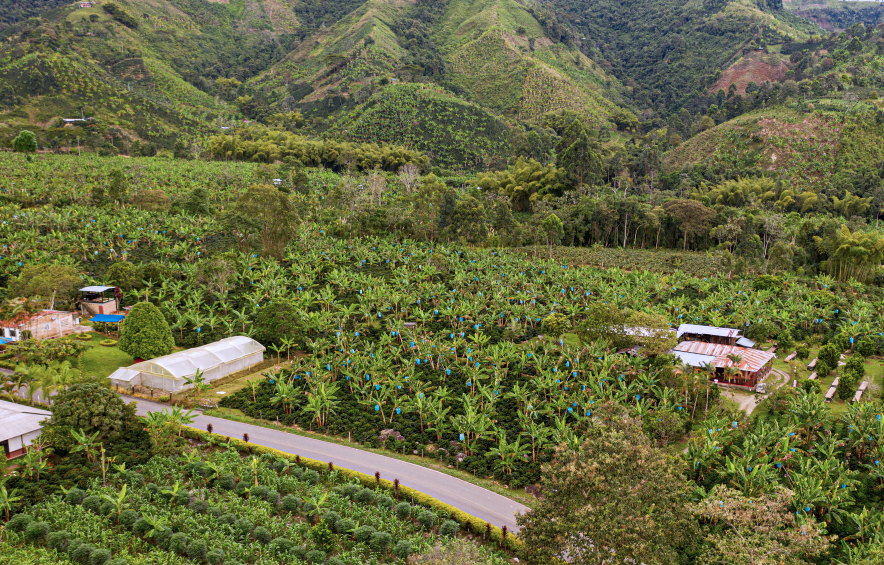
[{"x1": 129, "y1": 398, "x2": 528, "y2": 532}]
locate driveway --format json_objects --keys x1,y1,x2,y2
[{"x1": 129, "y1": 398, "x2": 529, "y2": 532}]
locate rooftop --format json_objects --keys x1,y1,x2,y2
[
  {"x1": 0, "y1": 400, "x2": 51, "y2": 443},
  {"x1": 672, "y1": 341, "x2": 775, "y2": 373},
  {"x1": 0, "y1": 309, "x2": 73, "y2": 328},
  {"x1": 676, "y1": 324, "x2": 744, "y2": 339}
]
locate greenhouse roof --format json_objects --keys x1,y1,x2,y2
[{"x1": 128, "y1": 336, "x2": 265, "y2": 379}]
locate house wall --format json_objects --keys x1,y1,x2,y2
[
  {"x1": 4, "y1": 429, "x2": 42, "y2": 456},
  {"x1": 83, "y1": 299, "x2": 117, "y2": 317},
  {"x1": 4, "y1": 313, "x2": 76, "y2": 341}
]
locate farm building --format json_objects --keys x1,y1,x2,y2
[
  {"x1": 1, "y1": 310, "x2": 79, "y2": 342},
  {"x1": 80, "y1": 285, "x2": 118, "y2": 316},
  {"x1": 0, "y1": 400, "x2": 51, "y2": 459},
  {"x1": 676, "y1": 323, "x2": 756, "y2": 348},
  {"x1": 78, "y1": 1, "x2": 93, "y2": 7},
  {"x1": 108, "y1": 336, "x2": 265, "y2": 392},
  {"x1": 671, "y1": 341, "x2": 775, "y2": 387}
]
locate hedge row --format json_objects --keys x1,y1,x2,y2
[{"x1": 180, "y1": 426, "x2": 523, "y2": 551}]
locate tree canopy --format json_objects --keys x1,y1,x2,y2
[{"x1": 118, "y1": 301, "x2": 174, "y2": 361}]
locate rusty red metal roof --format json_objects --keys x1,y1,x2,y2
[{"x1": 673, "y1": 341, "x2": 775, "y2": 373}]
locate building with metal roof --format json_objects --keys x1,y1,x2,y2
[
  {"x1": 676, "y1": 324, "x2": 756, "y2": 348},
  {"x1": 672, "y1": 341, "x2": 775, "y2": 387},
  {"x1": 0, "y1": 400, "x2": 51, "y2": 459},
  {"x1": 108, "y1": 336, "x2": 265, "y2": 393}
]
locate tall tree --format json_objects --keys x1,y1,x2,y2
[
  {"x1": 224, "y1": 184, "x2": 299, "y2": 260},
  {"x1": 119, "y1": 301, "x2": 174, "y2": 361},
  {"x1": 664, "y1": 199, "x2": 717, "y2": 250},
  {"x1": 517, "y1": 404, "x2": 697, "y2": 564}
]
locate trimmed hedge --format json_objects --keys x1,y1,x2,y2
[{"x1": 180, "y1": 426, "x2": 523, "y2": 550}]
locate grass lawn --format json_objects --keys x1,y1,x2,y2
[{"x1": 73, "y1": 332, "x2": 133, "y2": 379}]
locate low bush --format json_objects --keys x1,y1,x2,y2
[
  {"x1": 335, "y1": 518, "x2": 355, "y2": 534},
  {"x1": 394, "y1": 502, "x2": 412, "y2": 520},
  {"x1": 119, "y1": 509, "x2": 139, "y2": 529},
  {"x1": 186, "y1": 539, "x2": 207, "y2": 561},
  {"x1": 48, "y1": 530, "x2": 71, "y2": 552},
  {"x1": 206, "y1": 548, "x2": 225, "y2": 565},
  {"x1": 280, "y1": 494, "x2": 300, "y2": 513},
  {"x1": 24, "y1": 521, "x2": 50, "y2": 543},
  {"x1": 71, "y1": 542, "x2": 94, "y2": 564},
  {"x1": 394, "y1": 539, "x2": 412, "y2": 559},
  {"x1": 89, "y1": 548, "x2": 112, "y2": 565},
  {"x1": 169, "y1": 532, "x2": 188, "y2": 554},
  {"x1": 82, "y1": 495, "x2": 102, "y2": 514},
  {"x1": 354, "y1": 525, "x2": 375, "y2": 544},
  {"x1": 417, "y1": 510, "x2": 435, "y2": 530},
  {"x1": 253, "y1": 526, "x2": 272, "y2": 544},
  {"x1": 440, "y1": 519, "x2": 459, "y2": 537},
  {"x1": 305, "y1": 550, "x2": 326, "y2": 564},
  {"x1": 7, "y1": 513, "x2": 33, "y2": 532},
  {"x1": 369, "y1": 531, "x2": 392, "y2": 552},
  {"x1": 355, "y1": 488, "x2": 376, "y2": 505},
  {"x1": 99, "y1": 339, "x2": 118, "y2": 347}
]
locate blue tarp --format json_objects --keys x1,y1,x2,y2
[
  {"x1": 90, "y1": 314, "x2": 125, "y2": 323},
  {"x1": 0, "y1": 336, "x2": 11, "y2": 344}
]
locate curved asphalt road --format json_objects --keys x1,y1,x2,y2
[{"x1": 130, "y1": 398, "x2": 528, "y2": 532}]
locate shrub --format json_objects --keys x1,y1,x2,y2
[
  {"x1": 186, "y1": 539, "x2": 208, "y2": 561},
  {"x1": 354, "y1": 525, "x2": 375, "y2": 544},
  {"x1": 311, "y1": 520, "x2": 336, "y2": 553},
  {"x1": 219, "y1": 513, "x2": 237, "y2": 525},
  {"x1": 251, "y1": 485, "x2": 270, "y2": 500},
  {"x1": 156, "y1": 529, "x2": 173, "y2": 550},
  {"x1": 290, "y1": 466, "x2": 304, "y2": 479},
  {"x1": 188, "y1": 499, "x2": 208, "y2": 514},
  {"x1": 118, "y1": 509, "x2": 139, "y2": 529},
  {"x1": 124, "y1": 471, "x2": 144, "y2": 487},
  {"x1": 66, "y1": 538, "x2": 83, "y2": 556},
  {"x1": 796, "y1": 343, "x2": 810, "y2": 360},
  {"x1": 206, "y1": 548, "x2": 225, "y2": 565},
  {"x1": 341, "y1": 484, "x2": 361, "y2": 499},
  {"x1": 7, "y1": 513, "x2": 33, "y2": 532},
  {"x1": 145, "y1": 483, "x2": 160, "y2": 498},
  {"x1": 82, "y1": 495, "x2": 102, "y2": 514},
  {"x1": 48, "y1": 530, "x2": 71, "y2": 551},
  {"x1": 305, "y1": 550, "x2": 326, "y2": 564},
  {"x1": 857, "y1": 337, "x2": 875, "y2": 357},
  {"x1": 174, "y1": 491, "x2": 191, "y2": 506},
  {"x1": 90, "y1": 548, "x2": 112, "y2": 565},
  {"x1": 207, "y1": 505, "x2": 223, "y2": 518},
  {"x1": 65, "y1": 487, "x2": 87, "y2": 505},
  {"x1": 327, "y1": 559, "x2": 344, "y2": 565},
  {"x1": 233, "y1": 517, "x2": 254, "y2": 537},
  {"x1": 290, "y1": 545, "x2": 307, "y2": 560},
  {"x1": 234, "y1": 481, "x2": 250, "y2": 496},
  {"x1": 106, "y1": 559, "x2": 129, "y2": 565},
  {"x1": 281, "y1": 494, "x2": 300, "y2": 513},
  {"x1": 99, "y1": 339, "x2": 118, "y2": 347},
  {"x1": 216, "y1": 474, "x2": 236, "y2": 490},
  {"x1": 440, "y1": 519, "x2": 459, "y2": 537},
  {"x1": 270, "y1": 537, "x2": 294, "y2": 556},
  {"x1": 369, "y1": 531, "x2": 392, "y2": 552},
  {"x1": 417, "y1": 510, "x2": 435, "y2": 529},
  {"x1": 132, "y1": 518, "x2": 150, "y2": 536},
  {"x1": 322, "y1": 511, "x2": 341, "y2": 530},
  {"x1": 71, "y1": 543, "x2": 94, "y2": 564},
  {"x1": 376, "y1": 494, "x2": 395, "y2": 509},
  {"x1": 264, "y1": 489, "x2": 280, "y2": 505},
  {"x1": 355, "y1": 488, "x2": 376, "y2": 505},
  {"x1": 335, "y1": 518, "x2": 355, "y2": 534},
  {"x1": 818, "y1": 343, "x2": 840, "y2": 367},
  {"x1": 254, "y1": 526, "x2": 272, "y2": 544},
  {"x1": 302, "y1": 469, "x2": 319, "y2": 484},
  {"x1": 394, "y1": 539, "x2": 412, "y2": 559},
  {"x1": 170, "y1": 532, "x2": 188, "y2": 554},
  {"x1": 394, "y1": 502, "x2": 412, "y2": 520},
  {"x1": 99, "y1": 501, "x2": 116, "y2": 516},
  {"x1": 24, "y1": 521, "x2": 50, "y2": 543}
]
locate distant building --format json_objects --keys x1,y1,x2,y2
[
  {"x1": 79, "y1": 2, "x2": 93, "y2": 8},
  {"x1": 80, "y1": 285, "x2": 118, "y2": 316},
  {"x1": 672, "y1": 341, "x2": 775, "y2": 387},
  {"x1": 676, "y1": 323, "x2": 755, "y2": 348},
  {"x1": 1, "y1": 310, "x2": 78, "y2": 342},
  {"x1": 0, "y1": 400, "x2": 51, "y2": 459}
]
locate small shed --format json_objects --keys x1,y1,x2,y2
[
  {"x1": 80, "y1": 285, "x2": 118, "y2": 316},
  {"x1": 108, "y1": 336, "x2": 265, "y2": 392},
  {"x1": 0, "y1": 400, "x2": 51, "y2": 459},
  {"x1": 79, "y1": 1, "x2": 93, "y2": 7}
]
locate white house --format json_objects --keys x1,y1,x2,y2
[{"x1": 0, "y1": 400, "x2": 52, "y2": 459}]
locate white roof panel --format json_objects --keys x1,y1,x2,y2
[
  {"x1": 676, "y1": 324, "x2": 743, "y2": 339},
  {"x1": 672, "y1": 351, "x2": 717, "y2": 368},
  {"x1": 0, "y1": 412, "x2": 49, "y2": 443},
  {"x1": 80, "y1": 286, "x2": 115, "y2": 292},
  {"x1": 126, "y1": 336, "x2": 264, "y2": 380},
  {"x1": 736, "y1": 337, "x2": 756, "y2": 348}
]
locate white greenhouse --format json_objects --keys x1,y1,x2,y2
[{"x1": 108, "y1": 336, "x2": 265, "y2": 392}]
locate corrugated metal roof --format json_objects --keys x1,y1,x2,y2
[
  {"x1": 736, "y1": 337, "x2": 756, "y2": 348},
  {"x1": 0, "y1": 401, "x2": 50, "y2": 443},
  {"x1": 676, "y1": 324, "x2": 743, "y2": 339},
  {"x1": 672, "y1": 341, "x2": 775, "y2": 373},
  {"x1": 672, "y1": 351, "x2": 717, "y2": 368},
  {"x1": 0, "y1": 413, "x2": 48, "y2": 442}
]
